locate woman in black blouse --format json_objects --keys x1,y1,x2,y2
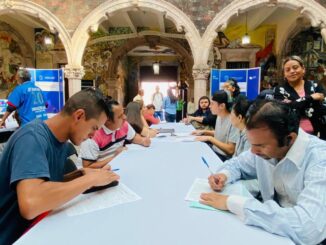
[{"x1": 274, "y1": 55, "x2": 326, "y2": 139}]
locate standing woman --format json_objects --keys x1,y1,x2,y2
[
  {"x1": 274, "y1": 56, "x2": 326, "y2": 139},
  {"x1": 163, "y1": 88, "x2": 177, "y2": 122}
]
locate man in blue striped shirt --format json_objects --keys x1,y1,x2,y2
[{"x1": 200, "y1": 100, "x2": 326, "y2": 245}]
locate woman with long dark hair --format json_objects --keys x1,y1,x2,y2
[
  {"x1": 125, "y1": 102, "x2": 157, "y2": 138},
  {"x1": 274, "y1": 55, "x2": 326, "y2": 139}
]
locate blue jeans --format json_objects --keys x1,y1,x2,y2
[
  {"x1": 154, "y1": 111, "x2": 163, "y2": 121},
  {"x1": 165, "y1": 112, "x2": 176, "y2": 122}
]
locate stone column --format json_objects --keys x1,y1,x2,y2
[
  {"x1": 192, "y1": 68, "x2": 210, "y2": 104},
  {"x1": 64, "y1": 66, "x2": 84, "y2": 97},
  {"x1": 321, "y1": 27, "x2": 326, "y2": 46},
  {"x1": 107, "y1": 77, "x2": 123, "y2": 105}
]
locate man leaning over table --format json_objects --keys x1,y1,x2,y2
[
  {"x1": 80, "y1": 99, "x2": 151, "y2": 169},
  {"x1": 200, "y1": 100, "x2": 326, "y2": 245},
  {"x1": 0, "y1": 89, "x2": 120, "y2": 245}
]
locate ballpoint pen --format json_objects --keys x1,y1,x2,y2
[
  {"x1": 112, "y1": 168, "x2": 120, "y2": 172},
  {"x1": 201, "y1": 157, "x2": 226, "y2": 175},
  {"x1": 201, "y1": 157, "x2": 214, "y2": 175}
]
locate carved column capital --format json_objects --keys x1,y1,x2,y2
[
  {"x1": 192, "y1": 68, "x2": 210, "y2": 81},
  {"x1": 64, "y1": 66, "x2": 85, "y2": 80},
  {"x1": 1, "y1": 0, "x2": 14, "y2": 8}
]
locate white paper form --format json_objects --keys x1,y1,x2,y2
[
  {"x1": 59, "y1": 183, "x2": 141, "y2": 216},
  {"x1": 185, "y1": 178, "x2": 251, "y2": 202}
]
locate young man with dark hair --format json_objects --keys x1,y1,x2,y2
[
  {"x1": 0, "y1": 89, "x2": 120, "y2": 245},
  {"x1": 200, "y1": 100, "x2": 326, "y2": 245},
  {"x1": 80, "y1": 99, "x2": 151, "y2": 169},
  {"x1": 0, "y1": 68, "x2": 48, "y2": 127},
  {"x1": 193, "y1": 91, "x2": 238, "y2": 161}
]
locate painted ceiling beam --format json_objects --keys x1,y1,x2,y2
[
  {"x1": 157, "y1": 12, "x2": 165, "y2": 33},
  {"x1": 122, "y1": 12, "x2": 137, "y2": 33}
]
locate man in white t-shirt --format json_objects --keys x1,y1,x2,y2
[{"x1": 151, "y1": 86, "x2": 164, "y2": 120}]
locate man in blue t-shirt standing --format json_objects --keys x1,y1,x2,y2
[
  {"x1": 0, "y1": 68, "x2": 48, "y2": 127},
  {"x1": 0, "y1": 89, "x2": 120, "y2": 245}
]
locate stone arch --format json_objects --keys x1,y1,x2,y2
[
  {"x1": 0, "y1": 0, "x2": 72, "y2": 64},
  {"x1": 278, "y1": 17, "x2": 311, "y2": 67},
  {"x1": 71, "y1": 0, "x2": 200, "y2": 68},
  {"x1": 105, "y1": 36, "x2": 194, "y2": 82},
  {"x1": 201, "y1": 0, "x2": 326, "y2": 68}
]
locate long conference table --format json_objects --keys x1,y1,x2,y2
[{"x1": 15, "y1": 123, "x2": 293, "y2": 245}]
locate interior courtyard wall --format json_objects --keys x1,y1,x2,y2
[
  {"x1": 2, "y1": 0, "x2": 326, "y2": 99},
  {"x1": 202, "y1": 0, "x2": 326, "y2": 71}
]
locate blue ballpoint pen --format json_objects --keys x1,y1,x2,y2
[
  {"x1": 201, "y1": 157, "x2": 214, "y2": 175},
  {"x1": 112, "y1": 168, "x2": 120, "y2": 172}
]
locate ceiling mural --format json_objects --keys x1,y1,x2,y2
[
  {"x1": 27, "y1": 1, "x2": 326, "y2": 35},
  {"x1": 166, "y1": 0, "x2": 233, "y2": 34},
  {"x1": 33, "y1": 0, "x2": 107, "y2": 31},
  {"x1": 315, "y1": 0, "x2": 326, "y2": 7},
  {"x1": 33, "y1": 0, "x2": 235, "y2": 34}
]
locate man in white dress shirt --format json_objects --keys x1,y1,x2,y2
[{"x1": 200, "y1": 100, "x2": 326, "y2": 245}]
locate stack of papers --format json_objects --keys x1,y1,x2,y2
[
  {"x1": 58, "y1": 183, "x2": 141, "y2": 216},
  {"x1": 185, "y1": 178, "x2": 252, "y2": 211}
]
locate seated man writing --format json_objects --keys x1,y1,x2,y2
[
  {"x1": 200, "y1": 100, "x2": 326, "y2": 245},
  {"x1": 80, "y1": 99, "x2": 151, "y2": 169},
  {"x1": 0, "y1": 89, "x2": 120, "y2": 245}
]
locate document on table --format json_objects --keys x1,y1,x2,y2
[
  {"x1": 174, "y1": 135, "x2": 196, "y2": 142},
  {"x1": 59, "y1": 183, "x2": 141, "y2": 216},
  {"x1": 153, "y1": 133, "x2": 196, "y2": 143},
  {"x1": 185, "y1": 178, "x2": 251, "y2": 202}
]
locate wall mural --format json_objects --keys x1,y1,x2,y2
[
  {"x1": 82, "y1": 28, "x2": 130, "y2": 92},
  {"x1": 0, "y1": 22, "x2": 33, "y2": 99},
  {"x1": 82, "y1": 27, "x2": 192, "y2": 88}
]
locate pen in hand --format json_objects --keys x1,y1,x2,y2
[{"x1": 201, "y1": 157, "x2": 214, "y2": 175}]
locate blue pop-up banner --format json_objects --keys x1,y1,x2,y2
[
  {"x1": 28, "y1": 68, "x2": 64, "y2": 113},
  {"x1": 210, "y1": 67, "x2": 261, "y2": 100}
]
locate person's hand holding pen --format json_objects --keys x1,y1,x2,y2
[
  {"x1": 200, "y1": 157, "x2": 229, "y2": 210},
  {"x1": 201, "y1": 157, "x2": 227, "y2": 191},
  {"x1": 208, "y1": 173, "x2": 227, "y2": 191}
]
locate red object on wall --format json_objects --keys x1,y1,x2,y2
[{"x1": 256, "y1": 40, "x2": 274, "y2": 66}]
